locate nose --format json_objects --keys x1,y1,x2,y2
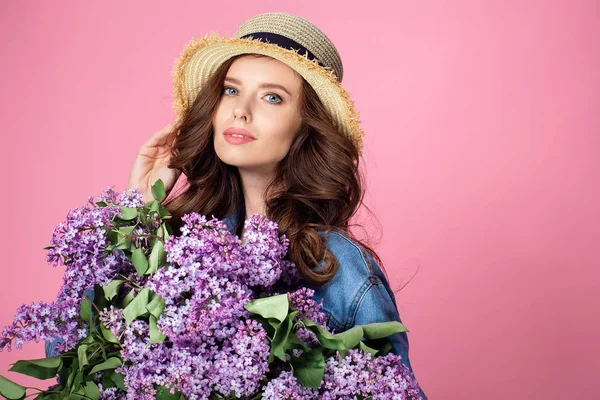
[{"x1": 232, "y1": 98, "x2": 251, "y2": 123}]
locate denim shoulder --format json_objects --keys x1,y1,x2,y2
[
  {"x1": 309, "y1": 231, "x2": 404, "y2": 333},
  {"x1": 309, "y1": 231, "x2": 429, "y2": 398}
]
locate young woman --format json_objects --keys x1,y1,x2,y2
[{"x1": 130, "y1": 12, "x2": 428, "y2": 397}]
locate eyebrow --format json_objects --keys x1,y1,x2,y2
[{"x1": 224, "y1": 76, "x2": 292, "y2": 97}]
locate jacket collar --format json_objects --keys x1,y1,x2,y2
[{"x1": 222, "y1": 197, "x2": 245, "y2": 235}]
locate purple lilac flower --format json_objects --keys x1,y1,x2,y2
[
  {"x1": 156, "y1": 276, "x2": 253, "y2": 344},
  {"x1": 239, "y1": 214, "x2": 288, "y2": 287},
  {"x1": 288, "y1": 287, "x2": 327, "y2": 326},
  {"x1": 97, "y1": 385, "x2": 126, "y2": 400},
  {"x1": 117, "y1": 188, "x2": 145, "y2": 208},
  {"x1": 108, "y1": 210, "x2": 292, "y2": 398},
  {"x1": 262, "y1": 370, "x2": 319, "y2": 400},
  {"x1": 115, "y1": 321, "x2": 168, "y2": 399},
  {"x1": 98, "y1": 305, "x2": 126, "y2": 340},
  {"x1": 279, "y1": 259, "x2": 302, "y2": 287},
  {"x1": 4, "y1": 185, "x2": 424, "y2": 398},
  {"x1": 265, "y1": 349, "x2": 424, "y2": 399},
  {"x1": 209, "y1": 319, "x2": 270, "y2": 397},
  {"x1": 93, "y1": 371, "x2": 126, "y2": 400},
  {"x1": 1, "y1": 187, "x2": 148, "y2": 353},
  {"x1": 45, "y1": 186, "x2": 137, "y2": 302},
  {"x1": 0, "y1": 298, "x2": 83, "y2": 353},
  {"x1": 96, "y1": 185, "x2": 120, "y2": 204},
  {"x1": 163, "y1": 213, "x2": 246, "y2": 280}
]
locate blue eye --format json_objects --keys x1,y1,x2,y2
[
  {"x1": 222, "y1": 86, "x2": 283, "y2": 105},
  {"x1": 265, "y1": 93, "x2": 282, "y2": 104},
  {"x1": 222, "y1": 86, "x2": 238, "y2": 96}
]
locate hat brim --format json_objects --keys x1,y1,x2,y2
[{"x1": 171, "y1": 33, "x2": 364, "y2": 155}]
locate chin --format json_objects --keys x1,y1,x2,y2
[{"x1": 215, "y1": 150, "x2": 253, "y2": 168}]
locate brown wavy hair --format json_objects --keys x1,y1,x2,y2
[{"x1": 162, "y1": 54, "x2": 387, "y2": 286}]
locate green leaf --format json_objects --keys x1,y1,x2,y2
[
  {"x1": 146, "y1": 294, "x2": 166, "y2": 319},
  {"x1": 65, "y1": 361, "x2": 78, "y2": 391},
  {"x1": 132, "y1": 247, "x2": 149, "y2": 276},
  {"x1": 118, "y1": 207, "x2": 138, "y2": 221},
  {"x1": 64, "y1": 394, "x2": 89, "y2": 400},
  {"x1": 119, "y1": 289, "x2": 135, "y2": 308},
  {"x1": 79, "y1": 297, "x2": 92, "y2": 323},
  {"x1": 104, "y1": 370, "x2": 126, "y2": 391},
  {"x1": 377, "y1": 340, "x2": 393, "y2": 356},
  {"x1": 0, "y1": 375, "x2": 26, "y2": 399},
  {"x1": 119, "y1": 226, "x2": 136, "y2": 236},
  {"x1": 358, "y1": 341, "x2": 379, "y2": 356},
  {"x1": 87, "y1": 357, "x2": 122, "y2": 376},
  {"x1": 97, "y1": 370, "x2": 124, "y2": 393},
  {"x1": 269, "y1": 311, "x2": 297, "y2": 362},
  {"x1": 80, "y1": 335, "x2": 95, "y2": 346},
  {"x1": 249, "y1": 391, "x2": 263, "y2": 400},
  {"x1": 149, "y1": 200, "x2": 160, "y2": 213},
  {"x1": 245, "y1": 294, "x2": 289, "y2": 322},
  {"x1": 100, "y1": 323, "x2": 120, "y2": 344},
  {"x1": 146, "y1": 240, "x2": 165, "y2": 275},
  {"x1": 361, "y1": 321, "x2": 407, "y2": 339},
  {"x1": 70, "y1": 370, "x2": 84, "y2": 393},
  {"x1": 155, "y1": 384, "x2": 184, "y2": 400},
  {"x1": 149, "y1": 315, "x2": 167, "y2": 344},
  {"x1": 102, "y1": 280, "x2": 124, "y2": 301},
  {"x1": 36, "y1": 391, "x2": 63, "y2": 400},
  {"x1": 115, "y1": 226, "x2": 135, "y2": 250},
  {"x1": 288, "y1": 335, "x2": 311, "y2": 353},
  {"x1": 290, "y1": 348, "x2": 325, "y2": 389},
  {"x1": 151, "y1": 179, "x2": 166, "y2": 203},
  {"x1": 8, "y1": 356, "x2": 62, "y2": 380},
  {"x1": 83, "y1": 381, "x2": 100, "y2": 400},
  {"x1": 123, "y1": 288, "x2": 151, "y2": 324},
  {"x1": 300, "y1": 317, "x2": 345, "y2": 350},
  {"x1": 156, "y1": 222, "x2": 171, "y2": 242},
  {"x1": 100, "y1": 373, "x2": 116, "y2": 390},
  {"x1": 333, "y1": 326, "x2": 364, "y2": 349},
  {"x1": 157, "y1": 203, "x2": 172, "y2": 218},
  {"x1": 77, "y1": 344, "x2": 89, "y2": 371},
  {"x1": 92, "y1": 284, "x2": 108, "y2": 311}
]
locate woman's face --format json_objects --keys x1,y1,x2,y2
[{"x1": 212, "y1": 55, "x2": 303, "y2": 174}]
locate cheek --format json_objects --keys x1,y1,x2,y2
[
  {"x1": 268, "y1": 122, "x2": 301, "y2": 158},
  {"x1": 264, "y1": 108, "x2": 301, "y2": 138},
  {"x1": 213, "y1": 103, "x2": 227, "y2": 127}
]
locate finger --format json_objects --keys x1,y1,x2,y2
[{"x1": 144, "y1": 123, "x2": 177, "y2": 148}]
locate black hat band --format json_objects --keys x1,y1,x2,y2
[{"x1": 240, "y1": 32, "x2": 325, "y2": 68}]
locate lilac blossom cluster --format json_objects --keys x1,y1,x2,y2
[
  {"x1": 263, "y1": 349, "x2": 424, "y2": 399},
  {"x1": 1, "y1": 185, "x2": 424, "y2": 399},
  {"x1": 0, "y1": 298, "x2": 85, "y2": 353},
  {"x1": 0, "y1": 186, "x2": 142, "y2": 354},
  {"x1": 97, "y1": 212, "x2": 303, "y2": 399}
]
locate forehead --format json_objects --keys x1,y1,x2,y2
[{"x1": 226, "y1": 55, "x2": 302, "y2": 90}]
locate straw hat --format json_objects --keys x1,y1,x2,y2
[{"x1": 171, "y1": 12, "x2": 364, "y2": 155}]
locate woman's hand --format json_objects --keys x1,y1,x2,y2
[{"x1": 127, "y1": 121, "x2": 182, "y2": 204}]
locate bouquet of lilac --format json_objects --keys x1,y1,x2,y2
[{"x1": 0, "y1": 181, "x2": 424, "y2": 399}]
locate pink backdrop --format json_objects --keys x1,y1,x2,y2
[{"x1": 1, "y1": 1, "x2": 598, "y2": 398}]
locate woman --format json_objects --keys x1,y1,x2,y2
[{"x1": 102, "y1": 12, "x2": 427, "y2": 397}]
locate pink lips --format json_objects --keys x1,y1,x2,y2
[{"x1": 223, "y1": 127, "x2": 256, "y2": 145}]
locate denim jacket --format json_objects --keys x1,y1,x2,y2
[{"x1": 224, "y1": 199, "x2": 428, "y2": 399}]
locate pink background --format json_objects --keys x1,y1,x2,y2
[{"x1": 1, "y1": 1, "x2": 598, "y2": 398}]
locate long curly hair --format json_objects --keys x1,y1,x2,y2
[{"x1": 162, "y1": 54, "x2": 386, "y2": 286}]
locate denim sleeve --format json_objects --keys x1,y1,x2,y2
[
  {"x1": 45, "y1": 288, "x2": 95, "y2": 358},
  {"x1": 353, "y1": 281, "x2": 428, "y2": 399}
]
